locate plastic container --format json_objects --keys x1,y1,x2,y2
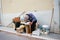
[{"x1": 39, "y1": 25, "x2": 50, "y2": 35}]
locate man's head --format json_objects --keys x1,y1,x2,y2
[
  {"x1": 20, "y1": 14, "x2": 29, "y2": 22},
  {"x1": 24, "y1": 14, "x2": 29, "y2": 22}
]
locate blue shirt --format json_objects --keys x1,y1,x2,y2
[{"x1": 26, "y1": 13, "x2": 37, "y2": 22}]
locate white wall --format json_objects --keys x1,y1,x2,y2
[
  {"x1": 2, "y1": 0, "x2": 53, "y2": 13},
  {"x1": 50, "y1": 0, "x2": 59, "y2": 33},
  {"x1": 26, "y1": 10, "x2": 52, "y2": 26},
  {"x1": 1, "y1": 12, "x2": 24, "y2": 26},
  {"x1": 53, "y1": 0, "x2": 59, "y2": 33},
  {"x1": 1, "y1": 10, "x2": 52, "y2": 27},
  {"x1": 59, "y1": 0, "x2": 60, "y2": 33},
  {"x1": 0, "y1": 0, "x2": 1, "y2": 8},
  {"x1": 0, "y1": 0, "x2": 1, "y2": 24}
]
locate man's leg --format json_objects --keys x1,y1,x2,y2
[
  {"x1": 14, "y1": 22, "x2": 20, "y2": 30},
  {"x1": 16, "y1": 25, "x2": 25, "y2": 33},
  {"x1": 31, "y1": 21, "x2": 37, "y2": 33},
  {"x1": 31, "y1": 24, "x2": 36, "y2": 32}
]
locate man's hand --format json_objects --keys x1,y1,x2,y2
[
  {"x1": 21, "y1": 21, "x2": 33, "y2": 25},
  {"x1": 26, "y1": 22, "x2": 33, "y2": 25},
  {"x1": 29, "y1": 22, "x2": 33, "y2": 25}
]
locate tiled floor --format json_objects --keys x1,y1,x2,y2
[
  {"x1": 0, "y1": 32, "x2": 29, "y2": 40},
  {"x1": 0, "y1": 26, "x2": 44, "y2": 40},
  {"x1": 0, "y1": 26, "x2": 60, "y2": 40},
  {"x1": 40, "y1": 33, "x2": 60, "y2": 40}
]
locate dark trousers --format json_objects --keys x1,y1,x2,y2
[
  {"x1": 31, "y1": 21, "x2": 37, "y2": 33},
  {"x1": 14, "y1": 22, "x2": 20, "y2": 30},
  {"x1": 13, "y1": 22, "x2": 26, "y2": 32}
]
